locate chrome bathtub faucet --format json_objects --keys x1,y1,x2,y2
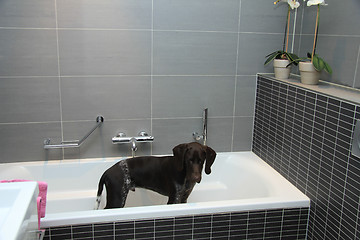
[{"x1": 112, "y1": 131, "x2": 154, "y2": 157}]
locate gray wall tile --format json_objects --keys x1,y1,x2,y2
[
  {"x1": 301, "y1": 0, "x2": 360, "y2": 36},
  {"x1": 57, "y1": 0, "x2": 152, "y2": 29},
  {"x1": 152, "y1": 117, "x2": 233, "y2": 155},
  {"x1": 61, "y1": 76, "x2": 151, "y2": 121},
  {"x1": 0, "y1": 77, "x2": 60, "y2": 123},
  {"x1": 206, "y1": 117, "x2": 234, "y2": 152},
  {"x1": 355, "y1": 54, "x2": 360, "y2": 89},
  {"x1": 240, "y1": 0, "x2": 291, "y2": 34},
  {"x1": 154, "y1": 0, "x2": 240, "y2": 31},
  {"x1": 58, "y1": 30, "x2": 151, "y2": 76},
  {"x1": 152, "y1": 118, "x2": 201, "y2": 155},
  {"x1": 233, "y1": 116, "x2": 253, "y2": 151},
  {"x1": 0, "y1": 0, "x2": 56, "y2": 28},
  {"x1": 152, "y1": 76, "x2": 235, "y2": 118},
  {"x1": 237, "y1": 33, "x2": 283, "y2": 75},
  {"x1": 0, "y1": 29, "x2": 58, "y2": 76},
  {"x1": 0, "y1": 123, "x2": 62, "y2": 163},
  {"x1": 153, "y1": 31, "x2": 238, "y2": 75},
  {"x1": 235, "y1": 76, "x2": 256, "y2": 117}
]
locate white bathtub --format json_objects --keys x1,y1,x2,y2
[{"x1": 0, "y1": 152, "x2": 309, "y2": 228}]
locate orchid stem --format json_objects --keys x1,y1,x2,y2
[
  {"x1": 312, "y1": 4, "x2": 320, "y2": 62},
  {"x1": 285, "y1": 5, "x2": 291, "y2": 53},
  {"x1": 282, "y1": 5, "x2": 290, "y2": 52}
]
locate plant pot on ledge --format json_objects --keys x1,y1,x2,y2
[
  {"x1": 273, "y1": 59, "x2": 291, "y2": 79},
  {"x1": 299, "y1": 61, "x2": 320, "y2": 85}
]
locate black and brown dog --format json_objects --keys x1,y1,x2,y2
[{"x1": 95, "y1": 142, "x2": 216, "y2": 209}]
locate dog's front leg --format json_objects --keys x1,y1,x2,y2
[
  {"x1": 167, "y1": 191, "x2": 183, "y2": 204},
  {"x1": 167, "y1": 195, "x2": 177, "y2": 204},
  {"x1": 180, "y1": 187, "x2": 194, "y2": 203}
]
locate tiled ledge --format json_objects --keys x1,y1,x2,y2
[{"x1": 258, "y1": 73, "x2": 360, "y2": 105}]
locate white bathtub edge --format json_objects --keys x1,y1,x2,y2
[{"x1": 41, "y1": 196, "x2": 310, "y2": 228}]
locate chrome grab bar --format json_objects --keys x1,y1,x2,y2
[{"x1": 44, "y1": 116, "x2": 104, "y2": 149}]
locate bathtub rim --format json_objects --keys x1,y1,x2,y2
[{"x1": 41, "y1": 196, "x2": 309, "y2": 228}]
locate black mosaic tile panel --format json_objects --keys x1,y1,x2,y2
[
  {"x1": 94, "y1": 222, "x2": 114, "y2": 239},
  {"x1": 43, "y1": 207, "x2": 308, "y2": 240},
  {"x1": 155, "y1": 217, "x2": 174, "y2": 239},
  {"x1": 253, "y1": 75, "x2": 360, "y2": 240},
  {"x1": 115, "y1": 221, "x2": 134, "y2": 240},
  {"x1": 193, "y1": 215, "x2": 211, "y2": 239},
  {"x1": 72, "y1": 224, "x2": 93, "y2": 239},
  {"x1": 174, "y1": 216, "x2": 193, "y2": 240}
]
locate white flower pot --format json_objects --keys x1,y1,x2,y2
[
  {"x1": 273, "y1": 59, "x2": 291, "y2": 79},
  {"x1": 299, "y1": 61, "x2": 320, "y2": 85}
]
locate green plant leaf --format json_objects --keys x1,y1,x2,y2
[
  {"x1": 318, "y1": 58, "x2": 325, "y2": 71},
  {"x1": 264, "y1": 51, "x2": 281, "y2": 65},
  {"x1": 311, "y1": 54, "x2": 332, "y2": 74},
  {"x1": 264, "y1": 50, "x2": 300, "y2": 66},
  {"x1": 324, "y1": 61, "x2": 333, "y2": 74},
  {"x1": 312, "y1": 54, "x2": 323, "y2": 71},
  {"x1": 265, "y1": 50, "x2": 281, "y2": 58},
  {"x1": 286, "y1": 53, "x2": 299, "y2": 65}
]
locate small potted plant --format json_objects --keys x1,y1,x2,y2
[
  {"x1": 295, "y1": 0, "x2": 332, "y2": 84},
  {"x1": 264, "y1": 0, "x2": 300, "y2": 79}
]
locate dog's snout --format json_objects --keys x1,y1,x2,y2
[{"x1": 193, "y1": 173, "x2": 202, "y2": 183}]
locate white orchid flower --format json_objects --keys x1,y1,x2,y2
[
  {"x1": 288, "y1": 0, "x2": 300, "y2": 9},
  {"x1": 304, "y1": 0, "x2": 328, "y2": 6},
  {"x1": 274, "y1": 0, "x2": 300, "y2": 9}
]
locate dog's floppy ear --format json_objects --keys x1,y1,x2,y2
[
  {"x1": 173, "y1": 143, "x2": 188, "y2": 171},
  {"x1": 204, "y1": 146, "x2": 216, "y2": 175}
]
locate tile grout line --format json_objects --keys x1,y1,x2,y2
[
  {"x1": 231, "y1": 0, "x2": 242, "y2": 152},
  {"x1": 53, "y1": 0, "x2": 65, "y2": 159},
  {"x1": 150, "y1": 0, "x2": 154, "y2": 155},
  {"x1": 353, "y1": 44, "x2": 360, "y2": 88}
]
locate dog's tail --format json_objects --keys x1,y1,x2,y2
[{"x1": 95, "y1": 173, "x2": 106, "y2": 210}]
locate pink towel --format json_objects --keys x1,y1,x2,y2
[
  {"x1": 36, "y1": 181, "x2": 47, "y2": 218},
  {"x1": 0, "y1": 179, "x2": 47, "y2": 218},
  {"x1": 37, "y1": 197, "x2": 42, "y2": 230}
]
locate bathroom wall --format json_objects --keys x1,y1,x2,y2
[
  {"x1": 253, "y1": 75, "x2": 360, "y2": 239},
  {"x1": 0, "y1": 0, "x2": 290, "y2": 163},
  {"x1": 296, "y1": 0, "x2": 360, "y2": 87},
  {"x1": 0, "y1": 0, "x2": 358, "y2": 164}
]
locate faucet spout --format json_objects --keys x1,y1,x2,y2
[{"x1": 130, "y1": 138, "x2": 137, "y2": 157}]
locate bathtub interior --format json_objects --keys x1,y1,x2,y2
[{"x1": 0, "y1": 152, "x2": 303, "y2": 215}]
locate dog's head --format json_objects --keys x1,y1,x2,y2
[{"x1": 173, "y1": 142, "x2": 216, "y2": 183}]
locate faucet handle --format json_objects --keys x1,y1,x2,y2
[
  {"x1": 135, "y1": 131, "x2": 154, "y2": 142},
  {"x1": 138, "y1": 131, "x2": 149, "y2": 137},
  {"x1": 116, "y1": 132, "x2": 126, "y2": 137}
]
